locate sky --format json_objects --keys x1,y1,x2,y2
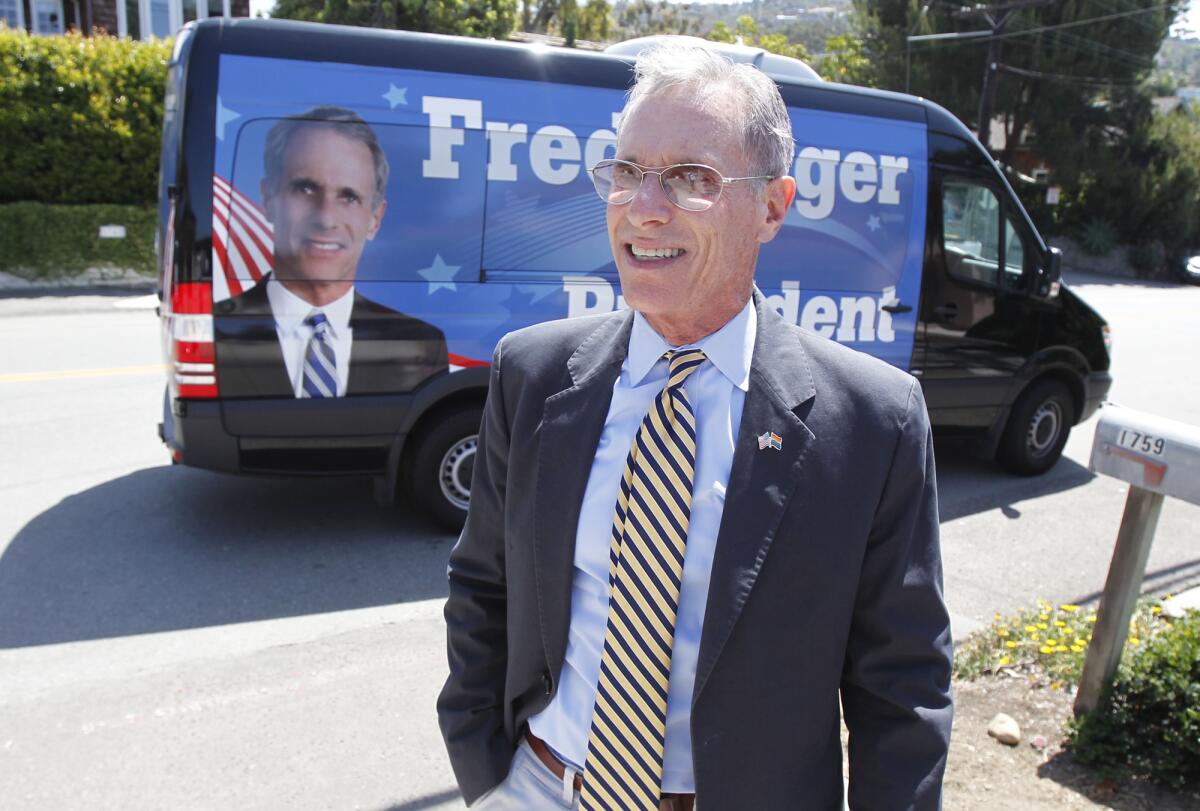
[{"x1": 247, "y1": 0, "x2": 1200, "y2": 39}]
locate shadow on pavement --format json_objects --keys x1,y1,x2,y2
[
  {"x1": 378, "y1": 788, "x2": 464, "y2": 811},
  {"x1": 934, "y1": 442, "x2": 1097, "y2": 523},
  {"x1": 0, "y1": 465, "x2": 456, "y2": 649}
]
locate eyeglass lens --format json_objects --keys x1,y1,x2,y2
[{"x1": 593, "y1": 161, "x2": 724, "y2": 211}]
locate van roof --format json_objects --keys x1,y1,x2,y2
[
  {"x1": 604, "y1": 35, "x2": 823, "y2": 83},
  {"x1": 185, "y1": 19, "x2": 974, "y2": 139}
]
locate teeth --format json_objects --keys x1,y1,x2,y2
[
  {"x1": 311, "y1": 242, "x2": 340, "y2": 250},
  {"x1": 631, "y1": 246, "x2": 683, "y2": 260}
]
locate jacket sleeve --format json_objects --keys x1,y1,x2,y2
[
  {"x1": 841, "y1": 379, "x2": 954, "y2": 810},
  {"x1": 436, "y1": 337, "x2": 516, "y2": 805}
]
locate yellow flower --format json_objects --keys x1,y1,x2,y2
[
  {"x1": 1130, "y1": 637, "x2": 1140, "y2": 646},
  {"x1": 1040, "y1": 645, "x2": 1055, "y2": 654},
  {"x1": 1006, "y1": 641, "x2": 1018, "y2": 649},
  {"x1": 1056, "y1": 645, "x2": 1069, "y2": 652},
  {"x1": 1072, "y1": 645, "x2": 1085, "y2": 653},
  {"x1": 1031, "y1": 633, "x2": 1040, "y2": 641},
  {"x1": 998, "y1": 656, "x2": 1011, "y2": 666},
  {"x1": 997, "y1": 630, "x2": 1010, "y2": 637},
  {"x1": 1046, "y1": 638, "x2": 1058, "y2": 646},
  {"x1": 1087, "y1": 634, "x2": 1093, "y2": 642},
  {"x1": 1060, "y1": 604, "x2": 1080, "y2": 612},
  {"x1": 1055, "y1": 620, "x2": 1067, "y2": 627},
  {"x1": 1087, "y1": 615, "x2": 1098, "y2": 623},
  {"x1": 1037, "y1": 622, "x2": 1049, "y2": 630},
  {"x1": 1025, "y1": 625, "x2": 1038, "y2": 633},
  {"x1": 1039, "y1": 613, "x2": 1050, "y2": 621},
  {"x1": 1151, "y1": 605, "x2": 1162, "y2": 614}
]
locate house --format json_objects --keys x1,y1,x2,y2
[{"x1": 2, "y1": 0, "x2": 248, "y2": 40}]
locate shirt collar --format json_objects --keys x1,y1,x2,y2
[
  {"x1": 627, "y1": 298, "x2": 755, "y2": 392},
  {"x1": 266, "y1": 278, "x2": 355, "y2": 338}
]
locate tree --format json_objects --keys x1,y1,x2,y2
[
  {"x1": 271, "y1": 0, "x2": 518, "y2": 39},
  {"x1": 853, "y1": 0, "x2": 1185, "y2": 166},
  {"x1": 613, "y1": 0, "x2": 701, "y2": 39},
  {"x1": 819, "y1": 33, "x2": 873, "y2": 85},
  {"x1": 706, "y1": 14, "x2": 811, "y2": 62}
]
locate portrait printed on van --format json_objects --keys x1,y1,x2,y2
[{"x1": 213, "y1": 106, "x2": 448, "y2": 400}]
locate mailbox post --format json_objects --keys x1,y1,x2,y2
[{"x1": 1074, "y1": 405, "x2": 1200, "y2": 717}]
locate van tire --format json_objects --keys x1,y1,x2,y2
[
  {"x1": 404, "y1": 405, "x2": 483, "y2": 531},
  {"x1": 997, "y1": 379, "x2": 1073, "y2": 476}
]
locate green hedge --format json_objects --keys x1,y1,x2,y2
[
  {"x1": 0, "y1": 28, "x2": 170, "y2": 205},
  {"x1": 0, "y1": 202, "x2": 157, "y2": 278}
]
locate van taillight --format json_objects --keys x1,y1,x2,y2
[{"x1": 170, "y1": 282, "x2": 217, "y2": 399}]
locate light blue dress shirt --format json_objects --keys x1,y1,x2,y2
[{"x1": 527, "y1": 299, "x2": 755, "y2": 793}]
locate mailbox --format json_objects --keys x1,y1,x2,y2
[
  {"x1": 1090, "y1": 405, "x2": 1200, "y2": 507},
  {"x1": 1076, "y1": 404, "x2": 1200, "y2": 717}
]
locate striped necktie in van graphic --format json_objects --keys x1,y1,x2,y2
[
  {"x1": 301, "y1": 312, "x2": 337, "y2": 398},
  {"x1": 580, "y1": 348, "x2": 706, "y2": 811}
]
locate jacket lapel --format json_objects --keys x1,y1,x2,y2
[
  {"x1": 693, "y1": 292, "x2": 817, "y2": 703},
  {"x1": 533, "y1": 311, "x2": 635, "y2": 673}
]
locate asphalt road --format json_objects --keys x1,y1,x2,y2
[{"x1": 0, "y1": 275, "x2": 1197, "y2": 809}]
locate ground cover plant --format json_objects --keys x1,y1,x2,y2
[{"x1": 955, "y1": 597, "x2": 1200, "y2": 792}]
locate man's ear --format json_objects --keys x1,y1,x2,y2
[
  {"x1": 259, "y1": 178, "x2": 276, "y2": 223},
  {"x1": 367, "y1": 199, "x2": 387, "y2": 241},
  {"x1": 758, "y1": 175, "x2": 796, "y2": 244}
]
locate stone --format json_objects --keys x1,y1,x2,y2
[
  {"x1": 1030, "y1": 735, "x2": 1048, "y2": 751},
  {"x1": 987, "y1": 713, "x2": 1021, "y2": 746}
]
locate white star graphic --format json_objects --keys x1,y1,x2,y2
[
  {"x1": 382, "y1": 83, "x2": 408, "y2": 109},
  {"x1": 215, "y1": 96, "x2": 241, "y2": 142},
  {"x1": 866, "y1": 215, "x2": 882, "y2": 233},
  {"x1": 419, "y1": 254, "x2": 461, "y2": 293}
]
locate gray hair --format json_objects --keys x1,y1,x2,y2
[
  {"x1": 621, "y1": 42, "x2": 796, "y2": 179},
  {"x1": 262, "y1": 106, "x2": 389, "y2": 205}
]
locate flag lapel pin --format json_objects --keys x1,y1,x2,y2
[{"x1": 757, "y1": 431, "x2": 783, "y2": 451}]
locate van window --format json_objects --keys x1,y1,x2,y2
[{"x1": 941, "y1": 180, "x2": 1000, "y2": 286}]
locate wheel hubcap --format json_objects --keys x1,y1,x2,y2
[
  {"x1": 1026, "y1": 400, "x2": 1063, "y2": 458},
  {"x1": 439, "y1": 435, "x2": 477, "y2": 510}
]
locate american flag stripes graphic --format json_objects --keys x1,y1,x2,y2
[{"x1": 212, "y1": 174, "x2": 274, "y2": 303}]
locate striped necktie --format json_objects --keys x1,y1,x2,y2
[
  {"x1": 580, "y1": 348, "x2": 706, "y2": 811},
  {"x1": 301, "y1": 311, "x2": 337, "y2": 398}
]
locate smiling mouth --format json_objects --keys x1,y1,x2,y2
[
  {"x1": 304, "y1": 239, "x2": 345, "y2": 253},
  {"x1": 628, "y1": 245, "x2": 685, "y2": 261}
]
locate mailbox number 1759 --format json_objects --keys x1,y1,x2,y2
[{"x1": 1117, "y1": 429, "x2": 1166, "y2": 456}]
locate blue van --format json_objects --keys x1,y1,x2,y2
[{"x1": 157, "y1": 19, "x2": 1112, "y2": 528}]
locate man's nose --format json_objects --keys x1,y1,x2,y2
[
  {"x1": 309, "y1": 194, "x2": 338, "y2": 228},
  {"x1": 623, "y1": 173, "x2": 673, "y2": 227}
]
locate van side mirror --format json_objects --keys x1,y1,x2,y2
[{"x1": 1039, "y1": 247, "x2": 1063, "y2": 298}]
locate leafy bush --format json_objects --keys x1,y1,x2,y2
[
  {"x1": 0, "y1": 28, "x2": 170, "y2": 205},
  {"x1": 1076, "y1": 218, "x2": 1119, "y2": 258},
  {"x1": 0, "y1": 202, "x2": 156, "y2": 277},
  {"x1": 1068, "y1": 610, "x2": 1200, "y2": 789}
]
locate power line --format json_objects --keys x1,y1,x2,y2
[{"x1": 908, "y1": 3, "x2": 1177, "y2": 50}]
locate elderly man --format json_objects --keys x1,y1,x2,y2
[
  {"x1": 438, "y1": 43, "x2": 953, "y2": 810},
  {"x1": 215, "y1": 106, "x2": 447, "y2": 399}
]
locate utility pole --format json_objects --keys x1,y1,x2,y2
[{"x1": 957, "y1": 0, "x2": 1056, "y2": 149}]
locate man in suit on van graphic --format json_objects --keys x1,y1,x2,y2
[
  {"x1": 438, "y1": 43, "x2": 953, "y2": 810},
  {"x1": 215, "y1": 106, "x2": 447, "y2": 398}
]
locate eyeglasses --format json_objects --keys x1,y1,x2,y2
[{"x1": 587, "y1": 159, "x2": 774, "y2": 212}]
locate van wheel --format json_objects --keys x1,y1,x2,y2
[
  {"x1": 404, "y1": 405, "x2": 483, "y2": 531},
  {"x1": 997, "y1": 379, "x2": 1074, "y2": 476}
]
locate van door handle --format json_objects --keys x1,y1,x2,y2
[
  {"x1": 933, "y1": 302, "x2": 958, "y2": 320},
  {"x1": 881, "y1": 302, "x2": 912, "y2": 314}
]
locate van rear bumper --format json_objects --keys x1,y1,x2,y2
[
  {"x1": 1082, "y1": 370, "x2": 1113, "y2": 422},
  {"x1": 164, "y1": 398, "x2": 397, "y2": 476}
]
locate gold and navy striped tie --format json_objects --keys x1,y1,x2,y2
[{"x1": 580, "y1": 348, "x2": 706, "y2": 811}]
